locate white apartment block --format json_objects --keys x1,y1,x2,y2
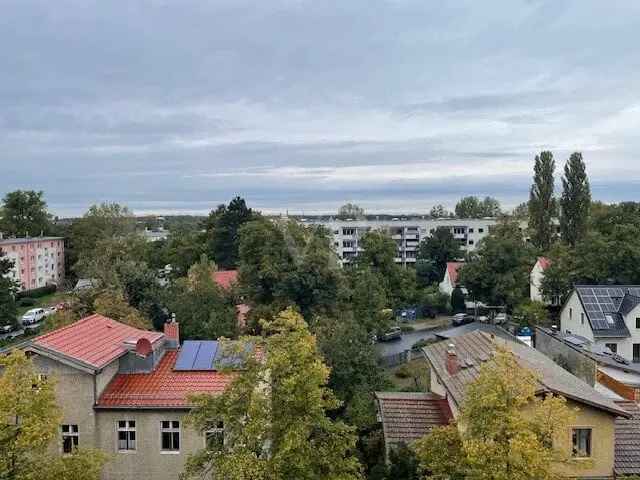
[
  {"x1": 0, "y1": 236, "x2": 65, "y2": 291},
  {"x1": 304, "y1": 218, "x2": 498, "y2": 266}
]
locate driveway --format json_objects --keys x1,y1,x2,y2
[{"x1": 375, "y1": 328, "x2": 445, "y2": 357}]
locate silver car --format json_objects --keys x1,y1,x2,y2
[{"x1": 21, "y1": 308, "x2": 46, "y2": 325}]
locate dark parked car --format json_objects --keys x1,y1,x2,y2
[{"x1": 379, "y1": 326, "x2": 402, "y2": 342}]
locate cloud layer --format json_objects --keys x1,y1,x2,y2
[{"x1": 1, "y1": 0, "x2": 639, "y2": 216}]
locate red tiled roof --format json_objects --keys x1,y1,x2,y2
[
  {"x1": 97, "y1": 350, "x2": 235, "y2": 408},
  {"x1": 446, "y1": 262, "x2": 465, "y2": 286},
  {"x1": 33, "y1": 314, "x2": 164, "y2": 369},
  {"x1": 213, "y1": 270, "x2": 238, "y2": 290},
  {"x1": 537, "y1": 256, "x2": 552, "y2": 270},
  {"x1": 375, "y1": 392, "x2": 453, "y2": 445}
]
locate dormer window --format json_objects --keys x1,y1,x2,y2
[{"x1": 606, "y1": 314, "x2": 615, "y2": 326}]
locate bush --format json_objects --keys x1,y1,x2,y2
[
  {"x1": 17, "y1": 297, "x2": 36, "y2": 307},
  {"x1": 395, "y1": 364, "x2": 412, "y2": 379},
  {"x1": 16, "y1": 284, "x2": 57, "y2": 299}
]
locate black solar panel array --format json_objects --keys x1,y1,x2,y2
[{"x1": 577, "y1": 287, "x2": 626, "y2": 330}]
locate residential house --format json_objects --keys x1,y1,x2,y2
[
  {"x1": 212, "y1": 269, "x2": 250, "y2": 330},
  {"x1": 376, "y1": 330, "x2": 631, "y2": 478},
  {"x1": 531, "y1": 256, "x2": 551, "y2": 303},
  {"x1": 22, "y1": 314, "x2": 245, "y2": 480},
  {"x1": 0, "y1": 236, "x2": 65, "y2": 291},
  {"x1": 559, "y1": 286, "x2": 640, "y2": 364},
  {"x1": 439, "y1": 261, "x2": 465, "y2": 297}
]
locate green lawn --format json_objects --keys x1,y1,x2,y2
[
  {"x1": 16, "y1": 291, "x2": 70, "y2": 318},
  {"x1": 385, "y1": 358, "x2": 430, "y2": 392}
]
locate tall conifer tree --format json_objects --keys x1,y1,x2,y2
[
  {"x1": 528, "y1": 151, "x2": 557, "y2": 250},
  {"x1": 560, "y1": 152, "x2": 591, "y2": 247}
]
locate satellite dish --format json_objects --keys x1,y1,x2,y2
[{"x1": 136, "y1": 338, "x2": 153, "y2": 357}]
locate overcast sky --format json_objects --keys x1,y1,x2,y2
[{"x1": 2, "y1": 0, "x2": 639, "y2": 217}]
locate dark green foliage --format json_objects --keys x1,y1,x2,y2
[
  {"x1": 451, "y1": 286, "x2": 466, "y2": 313},
  {"x1": 338, "y1": 203, "x2": 365, "y2": 219},
  {"x1": 455, "y1": 196, "x2": 501, "y2": 218},
  {"x1": 388, "y1": 443, "x2": 420, "y2": 480},
  {"x1": 417, "y1": 228, "x2": 462, "y2": 287},
  {"x1": 560, "y1": 152, "x2": 591, "y2": 247},
  {"x1": 205, "y1": 196, "x2": 255, "y2": 269},
  {"x1": 458, "y1": 221, "x2": 535, "y2": 309},
  {"x1": 429, "y1": 204, "x2": 450, "y2": 218},
  {"x1": 145, "y1": 231, "x2": 206, "y2": 277},
  {"x1": 0, "y1": 190, "x2": 52, "y2": 237},
  {"x1": 16, "y1": 297, "x2": 36, "y2": 307},
  {"x1": 528, "y1": 151, "x2": 557, "y2": 250},
  {"x1": 16, "y1": 284, "x2": 57, "y2": 299},
  {"x1": 0, "y1": 250, "x2": 18, "y2": 326}
]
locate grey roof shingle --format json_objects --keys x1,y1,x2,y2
[
  {"x1": 614, "y1": 401, "x2": 640, "y2": 475},
  {"x1": 374, "y1": 392, "x2": 452, "y2": 446},
  {"x1": 422, "y1": 330, "x2": 630, "y2": 417}
]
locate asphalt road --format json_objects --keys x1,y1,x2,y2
[
  {"x1": 375, "y1": 328, "x2": 443, "y2": 357},
  {"x1": 0, "y1": 322, "x2": 43, "y2": 341}
]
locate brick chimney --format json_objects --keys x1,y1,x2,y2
[
  {"x1": 446, "y1": 343, "x2": 460, "y2": 375},
  {"x1": 164, "y1": 315, "x2": 179, "y2": 349}
]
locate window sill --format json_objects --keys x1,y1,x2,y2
[
  {"x1": 160, "y1": 451, "x2": 181, "y2": 455},
  {"x1": 117, "y1": 450, "x2": 137, "y2": 454}
]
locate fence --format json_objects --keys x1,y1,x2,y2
[{"x1": 378, "y1": 349, "x2": 423, "y2": 368}]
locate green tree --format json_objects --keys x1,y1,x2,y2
[
  {"x1": 168, "y1": 255, "x2": 238, "y2": 340},
  {"x1": 455, "y1": 196, "x2": 501, "y2": 218},
  {"x1": 205, "y1": 196, "x2": 255, "y2": 269},
  {"x1": 481, "y1": 196, "x2": 502, "y2": 217},
  {"x1": 560, "y1": 152, "x2": 591, "y2": 247},
  {"x1": 514, "y1": 300, "x2": 549, "y2": 327},
  {"x1": 429, "y1": 204, "x2": 450, "y2": 218},
  {"x1": 458, "y1": 221, "x2": 535, "y2": 309},
  {"x1": 0, "y1": 190, "x2": 52, "y2": 237},
  {"x1": 346, "y1": 268, "x2": 392, "y2": 335},
  {"x1": 414, "y1": 349, "x2": 575, "y2": 480},
  {"x1": 416, "y1": 228, "x2": 462, "y2": 286},
  {"x1": 450, "y1": 286, "x2": 466, "y2": 314},
  {"x1": 528, "y1": 151, "x2": 557, "y2": 250},
  {"x1": 0, "y1": 250, "x2": 18, "y2": 328},
  {"x1": 183, "y1": 308, "x2": 363, "y2": 480},
  {"x1": 338, "y1": 203, "x2": 365, "y2": 219},
  {"x1": 93, "y1": 289, "x2": 153, "y2": 330},
  {"x1": 511, "y1": 202, "x2": 529, "y2": 220},
  {"x1": 0, "y1": 350, "x2": 108, "y2": 480}
]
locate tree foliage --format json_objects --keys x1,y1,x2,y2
[
  {"x1": 184, "y1": 308, "x2": 363, "y2": 480},
  {"x1": 528, "y1": 151, "x2": 557, "y2": 250},
  {"x1": 0, "y1": 250, "x2": 18, "y2": 327},
  {"x1": 450, "y1": 286, "x2": 466, "y2": 314},
  {"x1": 514, "y1": 300, "x2": 549, "y2": 327},
  {"x1": 0, "y1": 350, "x2": 108, "y2": 480},
  {"x1": 338, "y1": 203, "x2": 365, "y2": 219},
  {"x1": 429, "y1": 204, "x2": 450, "y2": 219},
  {"x1": 205, "y1": 196, "x2": 255, "y2": 269},
  {"x1": 417, "y1": 228, "x2": 462, "y2": 287},
  {"x1": 458, "y1": 221, "x2": 535, "y2": 309},
  {"x1": 454, "y1": 196, "x2": 501, "y2": 218},
  {"x1": 414, "y1": 349, "x2": 576, "y2": 480},
  {"x1": 560, "y1": 153, "x2": 591, "y2": 247},
  {"x1": 0, "y1": 190, "x2": 52, "y2": 237}
]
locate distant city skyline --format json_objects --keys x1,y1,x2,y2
[{"x1": 2, "y1": 1, "x2": 640, "y2": 217}]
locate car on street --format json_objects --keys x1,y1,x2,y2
[
  {"x1": 379, "y1": 326, "x2": 402, "y2": 342},
  {"x1": 21, "y1": 308, "x2": 46, "y2": 325},
  {"x1": 494, "y1": 312, "x2": 508, "y2": 324},
  {"x1": 452, "y1": 313, "x2": 474, "y2": 327},
  {"x1": 0, "y1": 324, "x2": 16, "y2": 334}
]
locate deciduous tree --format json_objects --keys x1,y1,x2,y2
[
  {"x1": 184, "y1": 308, "x2": 363, "y2": 480},
  {"x1": 417, "y1": 228, "x2": 462, "y2": 286},
  {"x1": 414, "y1": 349, "x2": 576, "y2": 480},
  {"x1": 338, "y1": 203, "x2": 365, "y2": 219},
  {"x1": 528, "y1": 151, "x2": 557, "y2": 250},
  {"x1": 560, "y1": 152, "x2": 591, "y2": 247},
  {"x1": 0, "y1": 250, "x2": 18, "y2": 328},
  {"x1": 0, "y1": 190, "x2": 52, "y2": 237},
  {"x1": 205, "y1": 197, "x2": 255, "y2": 269}
]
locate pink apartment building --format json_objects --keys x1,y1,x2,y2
[{"x1": 0, "y1": 237, "x2": 65, "y2": 291}]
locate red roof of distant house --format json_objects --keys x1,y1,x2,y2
[
  {"x1": 32, "y1": 314, "x2": 164, "y2": 369},
  {"x1": 97, "y1": 350, "x2": 235, "y2": 408},
  {"x1": 446, "y1": 262, "x2": 465, "y2": 286},
  {"x1": 537, "y1": 257, "x2": 552, "y2": 270},
  {"x1": 213, "y1": 270, "x2": 239, "y2": 290}
]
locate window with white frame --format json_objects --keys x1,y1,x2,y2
[
  {"x1": 161, "y1": 420, "x2": 180, "y2": 452},
  {"x1": 118, "y1": 420, "x2": 136, "y2": 451},
  {"x1": 62, "y1": 424, "x2": 79, "y2": 454},
  {"x1": 205, "y1": 421, "x2": 225, "y2": 451}
]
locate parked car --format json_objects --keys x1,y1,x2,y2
[
  {"x1": 44, "y1": 307, "x2": 57, "y2": 317},
  {"x1": 452, "y1": 313, "x2": 474, "y2": 327},
  {"x1": 494, "y1": 313, "x2": 508, "y2": 324},
  {"x1": 0, "y1": 324, "x2": 16, "y2": 334},
  {"x1": 21, "y1": 308, "x2": 46, "y2": 325},
  {"x1": 379, "y1": 326, "x2": 402, "y2": 342}
]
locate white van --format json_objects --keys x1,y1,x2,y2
[{"x1": 21, "y1": 308, "x2": 46, "y2": 325}]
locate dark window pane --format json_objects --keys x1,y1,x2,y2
[
  {"x1": 129, "y1": 421, "x2": 135, "y2": 428},
  {"x1": 162, "y1": 421, "x2": 170, "y2": 429},
  {"x1": 172, "y1": 421, "x2": 180, "y2": 429},
  {"x1": 63, "y1": 436, "x2": 72, "y2": 454},
  {"x1": 162, "y1": 432, "x2": 171, "y2": 450},
  {"x1": 173, "y1": 432, "x2": 180, "y2": 450},
  {"x1": 118, "y1": 421, "x2": 126, "y2": 428},
  {"x1": 71, "y1": 425, "x2": 78, "y2": 433}
]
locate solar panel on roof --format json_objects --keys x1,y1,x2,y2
[
  {"x1": 175, "y1": 341, "x2": 200, "y2": 370},
  {"x1": 193, "y1": 341, "x2": 218, "y2": 370}
]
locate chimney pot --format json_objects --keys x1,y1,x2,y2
[{"x1": 446, "y1": 343, "x2": 460, "y2": 375}]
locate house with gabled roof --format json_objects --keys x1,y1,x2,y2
[
  {"x1": 560, "y1": 286, "x2": 640, "y2": 364},
  {"x1": 530, "y1": 256, "x2": 560, "y2": 305},
  {"x1": 19, "y1": 314, "x2": 247, "y2": 480},
  {"x1": 438, "y1": 261, "x2": 466, "y2": 296},
  {"x1": 375, "y1": 330, "x2": 631, "y2": 478}
]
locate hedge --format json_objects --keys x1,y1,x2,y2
[{"x1": 16, "y1": 284, "x2": 57, "y2": 299}]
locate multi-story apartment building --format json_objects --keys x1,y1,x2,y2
[
  {"x1": 22, "y1": 314, "x2": 244, "y2": 480},
  {"x1": 0, "y1": 236, "x2": 65, "y2": 291},
  {"x1": 304, "y1": 218, "x2": 497, "y2": 266}
]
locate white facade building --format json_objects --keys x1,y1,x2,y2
[
  {"x1": 560, "y1": 286, "x2": 640, "y2": 364},
  {"x1": 530, "y1": 256, "x2": 552, "y2": 303},
  {"x1": 305, "y1": 218, "x2": 498, "y2": 266},
  {"x1": 0, "y1": 237, "x2": 65, "y2": 291}
]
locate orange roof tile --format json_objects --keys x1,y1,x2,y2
[
  {"x1": 537, "y1": 256, "x2": 552, "y2": 270},
  {"x1": 97, "y1": 350, "x2": 235, "y2": 408},
  {"x1": 446, "y1": 262, "x2": 465, "y2": 286},
  {"x1": 33, "y1": 314, "x2": 163, "y2": 369},
  {"x1": 213, "y1": 270, "x2": 238, "y2": 290}
]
